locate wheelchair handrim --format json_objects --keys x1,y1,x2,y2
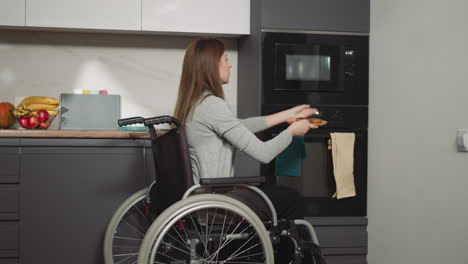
[
  {"x1": 103, "y1": 188, "x2": 150, "y2": 264},
  {"x1": 149, "y1": 201, "x2": 272, "y2": 263}
]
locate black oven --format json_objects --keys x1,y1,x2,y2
[
  {"x1": 260, "y1": 31, "x2": 369, "y2": 217},
  {"x1": 262, "y1": 32, "x2": 369, "y2": 106},
  {"x1": 261, "y1": 105, "x2": 368, "y2": 217}
]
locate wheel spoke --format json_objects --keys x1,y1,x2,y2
[
  {"x1": 115, "y1": 253, "x2": 136, "y2": 264},
  {"x1": 148, "y1": 199, "x2": 271, "y2": 264},
  {"x1": 208, "y1": 231, "x2": 258, "y2": 263},
  {"x1": 160, "y1": 240, "x2": 195, "y2": 257},
  {"x1": 189, "y1": 213, "x2": 211, "y2": 259},
  {"x1": 221, "y1": 239, "x2": 262, "y2": 264},
  {"x1": 212, "y1": 219, "x2": 248, "y2": 258},
  {"x1": 169, "y1": 226, "x2": 192, "y2": 252},
  {"x1": 207, "y1": 208, "x2": 218, "y2": 242},
  {"x1": 126, "y1": 204, "x2": 151, "y2": 232},
  {"x1": 120, "y1": 218, "x2": 146, "y2": 238},
  {"x1": 214, "y1": 210, "x2": 236, "y2": 263}
]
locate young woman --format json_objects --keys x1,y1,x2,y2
[{"x1": 174, "y1": 38, "x2": 318, "y2": 220}]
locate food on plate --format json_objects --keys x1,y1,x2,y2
[
  {"x1": 306, "y1": 118, "x2": 328, "y2": 127},
  {"x1": 0, "y1": 102, "x2": 15, "y2": 128},
  {"x1": 287, "y1": 117, "x2": 328, "y2": 127}
]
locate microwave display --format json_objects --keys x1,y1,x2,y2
[{"x1": 286, "y1": 54, "x2": 331, "y2": 81}]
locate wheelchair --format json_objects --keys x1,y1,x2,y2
[{"x1": 103, "y1": 115, "x2": 325, "y2": 264}]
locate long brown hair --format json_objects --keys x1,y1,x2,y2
[{"x1": 174, "y1": 38, "x2": 225, "y2": 124}]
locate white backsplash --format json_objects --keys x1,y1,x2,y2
[{"x1": 0, "y1": 30, "x2": 238, "y2": 123}]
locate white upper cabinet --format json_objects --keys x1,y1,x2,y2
[
  {"x1": 0, "y1": 0, "x2": 25, "y2": 26},
  {"x1": 26, "y1": 0, "x2": 141, "y2": 30},
  {"x1": 142, "y1": 0, "x2": 250, "y2": 35}
]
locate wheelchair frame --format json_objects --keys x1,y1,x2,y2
[{"x1": 103, "y1": 115, "x2": 323, "y2": 264}]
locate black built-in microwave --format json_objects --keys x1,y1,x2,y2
[{"x1": 262, "y1": 32, "x2": 369, "y2": 106}]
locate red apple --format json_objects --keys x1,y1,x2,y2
[
  {"x1": 36, "y1": 110, "x2": 49, "y2": 122},
  {"x1": 38, "y1": 118, "x2": 51, "y2": 129},
  {"x1": 28, "y1": 115, "x2": 39, "y2": 128},
  {"x1": 18, "y1": 116, "x2": 29, "y2": 128}
]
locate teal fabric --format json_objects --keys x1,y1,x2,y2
[{"x1": 274, "y1": 136, "x2": 306, "y2": 177}]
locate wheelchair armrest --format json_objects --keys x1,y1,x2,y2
[{"x1": 199, "y1": 176, "x2": 265, "y2": 186}]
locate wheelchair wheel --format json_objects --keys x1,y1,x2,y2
[
  {"x1": 104, "y1": 188, "x2": 155, "y2": 264},
  {"x1": 138, "y1": 194, "x2": 274, "y2": 264}
]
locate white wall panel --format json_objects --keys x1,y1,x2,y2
[
  {"x1": 0, "y1": 30, "x2": 238, "y2": 129},
  {"x1": 368, "y1": 0, "x2": 468, "y2": 263}
]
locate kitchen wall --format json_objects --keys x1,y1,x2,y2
[
  {"x1": 368, "y1": 0, "x2": 468, "y2": 263},
  {"x1": 0, "y1": 29, "x2": 238, "y2": 124}
]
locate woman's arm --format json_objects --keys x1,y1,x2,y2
[
  {"x1": 240, "y1": 105, "x2": 318, "y2": 133},
  {"x1": 200, "y1": 97, "x2": 315, "y2": 164},
  {"x1": 239, "y1": 117, "x2": 268, "y2": 133},
  {"x1": 265, "y1": 104, "x2": 317, "y2": 128},
  {"x1": 224, "y1": 124, "x2": 292, "y2": 164}
]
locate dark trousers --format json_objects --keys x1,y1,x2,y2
[
  {"x1": 225, "y1": 183, "x2": 305, "y2": 221},
  {"x1": 223, "y1": 184, "x2": 305, "y2": 262},
  {"x1": 259, "y1": 184, "x2": 305, "y2": 220},
  {"x1": 260, "y1": 184, "x2": 305, "y2": 263}
]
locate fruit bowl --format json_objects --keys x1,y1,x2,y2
[{"x1": 10, "y1": 109, "x2": 59, "y2": 129}]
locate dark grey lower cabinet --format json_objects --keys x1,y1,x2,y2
[
  {"x1": 307, "y1": 217, "x2": 368, "y2": 264},
  {"x1": 1, "y1": 138, "x2": 368, "y2": 263},
  {"x1": 0, "y1": 222, "x2": 19, "y2": 259},
  {"x1": 0, "y1": 139, "x2": 20, "y2": 262},
  {"x1": 18, "y1": 139, "x2": 150, "y2": 264},
  {"x1": 0, "y1": 259, "x2": 19, "y2": 264}
]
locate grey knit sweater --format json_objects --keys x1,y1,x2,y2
[{"x1": 185, "y1": 95, "x2": 292, "y2": 184}]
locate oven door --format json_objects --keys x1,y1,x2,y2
[{"x1": 263, "y1": 129, "x2": 367, "y2": 217}]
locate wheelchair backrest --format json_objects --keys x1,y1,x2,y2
[{"x1": 149, "y1": 125, "x2": 194, "y2": 214}]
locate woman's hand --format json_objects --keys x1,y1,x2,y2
[
  {"x1": 285, "y1": 104, "x2": 318, "y2": 124},
  {"x1": 287, "y1": 119, "x2": 318, "y2": 136}
]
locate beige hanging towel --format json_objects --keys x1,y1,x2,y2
[{"x1": 330, "y1": 132, "x2": 356, "y2": 199}]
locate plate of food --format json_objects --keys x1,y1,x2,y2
[{"x1": 287, "y1": 117, "x2": 328, "y2": 127}]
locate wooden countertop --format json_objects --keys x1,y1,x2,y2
[{"x1": 0, "y1": 129, "x2": 150, "y2": 139}]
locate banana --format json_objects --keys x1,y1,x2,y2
[
  {"x1": 21, "y1": 96, "x2": 60, "y2": 106},
  {"x1": 47, "y1": 110, "x2": 59, "y2": 117},
  {"x1": 12, "y1": 109, "x2": 21, "y2": 117},
  {"x1": 12, "y1": 108, "x2": 31, "y2": 117},
  {"x1": 25, "y1": 104, "x2": 59, "y2": 111}
]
